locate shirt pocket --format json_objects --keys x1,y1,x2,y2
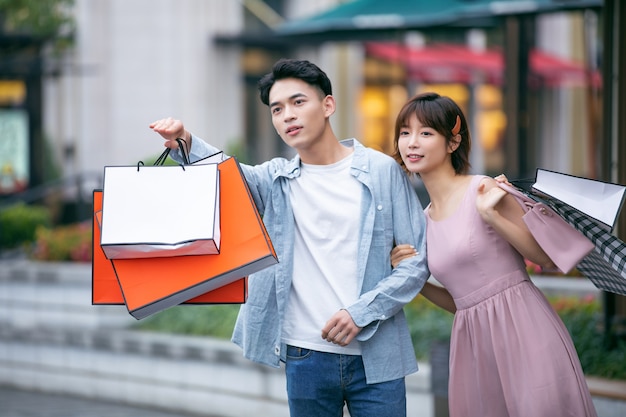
[{"x1": 370, "y1": 201, "x2": 394, "y2": 249}]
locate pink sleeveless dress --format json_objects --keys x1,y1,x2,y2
[{"x1": 425, "y1": 175, "x2": 597, "y2": 417}]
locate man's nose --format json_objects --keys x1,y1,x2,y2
[{"x1": 283, "y1": 105, "x2": 296, "y2": 121}]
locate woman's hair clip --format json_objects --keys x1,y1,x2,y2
[{"x1": 451, "y1": 115, "x2": 461, "y2": 136}]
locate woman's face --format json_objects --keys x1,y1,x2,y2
[{"x1": 397, "y1": 113, "x2": 454, "y2": 175}]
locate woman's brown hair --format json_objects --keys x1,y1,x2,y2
[{"x1": 392, "y1": 92, "x2": 471, "y2": 175}]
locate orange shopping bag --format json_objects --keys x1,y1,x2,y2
[
  {"x1": 92, "y1": 191, "x2": 248, "y2": 305},
  {"x1": 92, "y1": 155, "x2": 277, "y2": 319}
]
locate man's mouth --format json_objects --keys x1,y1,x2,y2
[{"x1": 286, "y1": 126, "x2": 302, "y2": 135}]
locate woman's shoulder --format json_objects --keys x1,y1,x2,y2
[{"x1": 473, "y1": 174, "x2": 498, "y2": 189}]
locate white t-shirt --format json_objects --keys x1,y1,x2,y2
[{"x1": 282, "y1": 153, "x2": 363, "y2": 355}]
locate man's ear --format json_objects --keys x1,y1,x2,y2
[{"x1": 323, "y1": 95, "x2": 336, "y2": 118}]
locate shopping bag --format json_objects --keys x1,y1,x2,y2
[
  {"x1": 531, "y1": 169, "x2": 626, "y2": 231},
  {"x1": 498, "y1": 182, "x2": 594, "y2": 273},
  {"x1": 92, "y1": 192, "x2": 248, "y2": 305},
  {"x1": 100, "y1": 162, "x2": 220, "y2": 259},
  {"x1": 96, "y1": 154, "x2": 278, "y2": 319},
  {"x1": 510, "y1": 169, "x2": 626, "y2": 295}
]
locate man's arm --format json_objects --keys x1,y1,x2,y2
[
  {"x1": 150, "y1": 117, "x2": 221, "y2": 163},
  {"x1": 345, "y1": 165, "x2": 429, "y2": 341},
  {"x1": 150, "y1": 117, "x2": 280, "y2": 217},
  {"x1": 150, "y1": 117, "x2": 190, "y2": 150}
]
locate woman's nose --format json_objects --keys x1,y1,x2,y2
[{"x1": 407, "y1": 135, "x2": 419, "y2": 147}]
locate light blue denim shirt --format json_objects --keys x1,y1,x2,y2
[{"x1": 175, "y1": 135, "x2": 429, "y2": 384}]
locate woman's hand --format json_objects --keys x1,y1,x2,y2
[
  {"x1": 494, "y1": 173, "x2": 512, "y2": 186},
  {"x1": 476, "y1": 181, "x2": 508, "y2": 223},
  {"x1": 477, "y1": 177, "x2": 557, "y2": 269},
  {"x1": 390, "y1": 244, "x2": 418, "y2": 269}
]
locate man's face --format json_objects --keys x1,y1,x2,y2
[{"x1": 268, "y1": 78, "x2": 332, "y2": 151}]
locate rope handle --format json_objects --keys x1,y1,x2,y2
[{"x1": 139, "y1": 137, "x2": 190, "y2": 170}]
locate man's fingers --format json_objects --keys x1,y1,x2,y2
[
  {"x1": 325, "y1": 327, "x2": 350, "y2": 345},
  {"x1": 150, "y1": 118, "x2": 184, "y2": 144},
  {"x1": 321, "y1": 310, "x2": 361, "y2": 346}
]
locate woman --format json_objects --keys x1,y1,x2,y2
[{"x1": 391, "y1": 92, "x2": 597, "y2": 416}]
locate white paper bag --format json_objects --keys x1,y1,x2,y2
[
  {"x1": 532, "y1": 169, "x2": 626, "y2": 230},
  {"x1": 100, "y1": 163, "x2": 220, "y2": 259}
]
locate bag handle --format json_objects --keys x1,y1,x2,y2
[
  {"x1": 498, "y1": 181, "x2": 560, "y2": 220},
  {"x1": 497, "y1": 182, "x2": 534, "y2": 212},
  {"x1": 144, "y1": 138, "x2": 190, "y2": 169}
]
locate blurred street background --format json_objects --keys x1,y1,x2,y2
[
  {"x1": 1, "y1": 1, "x2": 626, "y2": 416},
  {"x1": 0, "y1": 386, "x2": 208, "y2": 417}
]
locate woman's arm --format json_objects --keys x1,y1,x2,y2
[
  {"x1": 391, "y1": 245, "x2": 456, "y2": 314},
  {"x1": 420, "y1": 282, "x2": 456, "y2": 314},
  {"x1": 476, "y1": 177, "x2": 556, "y2": 269}
]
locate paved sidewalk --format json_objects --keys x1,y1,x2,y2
[{"x1": 0, "y1": 386, "x2": 221, "y2": 417}]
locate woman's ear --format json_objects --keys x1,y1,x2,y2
[{"x1": 448, "y1": 134, "x2": 461, "y2": 153}]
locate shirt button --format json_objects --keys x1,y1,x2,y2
[
  {"x1": 377, "y1": 204, "x2": 383, "y2": 211},
  {"x1": 381, "y1": 314, "x2": 386, "y2": 319},
  {"x1": 274, "y1": 346, "x2": 280, "y2": 355}
]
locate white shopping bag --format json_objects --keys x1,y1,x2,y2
[
  {"x1": 531, "y1": 169, "x2": 626, "y2": 231},
  {"x1": 100, "y1": 163, "x2": 220, "y2": 259}
]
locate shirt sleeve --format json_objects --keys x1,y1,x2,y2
[
  {"x1": 167, "y1": 133, "x2": 223, "y2": 164},
  {"x1": 347, "y1": 165, "x2": 429, "y2": 341}
]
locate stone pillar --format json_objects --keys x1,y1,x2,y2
[{"x1": 602, "y1": 0, "x2": 626, "y2": 347}]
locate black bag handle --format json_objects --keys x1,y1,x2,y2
[{"x1": 139, "y1": 138, "x2": 190, "y2": 170}]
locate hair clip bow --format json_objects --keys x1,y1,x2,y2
[{"x1": 451, "y1": 115, "x2": 461, "y2": 136}]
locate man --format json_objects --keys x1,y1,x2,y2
[{"x1": 150, "y1": 58, "x2": 429, "y2": 417}]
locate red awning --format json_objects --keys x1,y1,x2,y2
[{"x1": 365, "y1": 42, "x2": 601, "y2": 88}]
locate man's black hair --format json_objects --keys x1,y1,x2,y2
[{"x1": 258, "y1": 59, "x2": 333, "y2": 106}]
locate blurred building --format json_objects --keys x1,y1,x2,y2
[
  {"x1": 2, "y1": 0, "x2": 623, "y2": 358},
  {"x1": 34, "y1": 0, "x2": 602, "y2": 191},
  {"x1": 0, "y1": 0, "x2": 599, "y2": 213}
]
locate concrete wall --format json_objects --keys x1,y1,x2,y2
[
  {"x1": 45, "y1": 0, "x2": 244, "y2": 181},
  {"x1": 1, "y1": 260, "x2": 624, "y2": 416},
  {"x1": 0, "y1": 260, "x2": 432, "y2": 417}
]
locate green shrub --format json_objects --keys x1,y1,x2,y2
[
  {"x1": 29, "y1": 221, "x2": 92, "y2": 262},
  {"x1": 135, "y1": 304, "x2": 241, "y2": 338},
  {"x1": 404, "y1": 296, "x2": 453, "y2": 359},
  {"x1": 0, "y1": 203, "x2": 51, "y2": 249},
  {"x1": 132, "y1": 292, "x2": 626, "y2": 381},
  {"x1": 553, "y1": 296, "x2": 626, "y2": 380},
  {"x1": 135, "y1": 294, "x2": 455, "y2": 360}
]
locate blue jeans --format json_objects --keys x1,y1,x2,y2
[{"x1": 285, "y1": 346, "x2": 406, "y2": 417}]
